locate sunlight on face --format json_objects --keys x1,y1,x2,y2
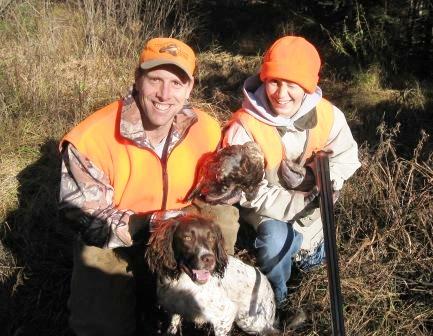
[
  {"x1": 135, "y1": 64, "x2": 193, "y2": 130},
  {"x1": 264, "y1": 78, "x2": 305, "y2": 118}
]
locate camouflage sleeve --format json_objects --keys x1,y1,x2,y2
[{"x1": 59, "y1": 143, "x2": 134, "y2": 248}]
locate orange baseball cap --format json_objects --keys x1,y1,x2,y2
[
  {"x1": 260, "y1": 36, "x2": 321, "y2": 93},
  {"x1": 139, "y1": 37, "x2": 196, "y2": 81}
]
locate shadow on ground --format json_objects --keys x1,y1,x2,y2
[
  {"x1": 326, "y1": 84, "x2": 433, "y2": 158},
  {"x1": 0, "y1": 139, "x2": 74, "y2": 336}
]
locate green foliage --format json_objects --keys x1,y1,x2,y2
[
  {"x1": 229, "y1": 0, "x2": 433, "y2": 79},
  {"x1": 353, "y1": 64, "x2": 383, "y2": 91}
]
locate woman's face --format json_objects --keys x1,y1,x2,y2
[{"x1": 264, "y1": 78, "x2": 305, "y2": 118}]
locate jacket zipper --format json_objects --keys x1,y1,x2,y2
[
  {"x1": 160, "y1": 126, "x2": 172, "y2": 210},
  {"x1": 159, "y1": 116, "x2": 198, "y2": 210}
]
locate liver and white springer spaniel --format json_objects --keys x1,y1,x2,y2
[{"x1": 145, "y1": 214, "x2": 279, "y2": 336}]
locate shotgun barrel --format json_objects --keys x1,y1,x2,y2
[{"x1": 313, "y1": 151, "x2": 346, "y2": 336}]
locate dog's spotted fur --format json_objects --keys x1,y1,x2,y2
[
  {"x1": 186, "y1": 141, "x2": 265, "y2": 204},
  {"x1": 145, "y1": 215, "x2": 278, "y2": 336}
]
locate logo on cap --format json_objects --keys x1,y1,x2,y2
[{"x1": 159, "y1": 44, "x2": 180, "y2": 56}]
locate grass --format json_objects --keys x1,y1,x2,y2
[{"x1": 0, "y1": 1, "x2": 432, "y2": 335}]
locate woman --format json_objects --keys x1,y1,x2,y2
[{"x1": 223, "y1": 36, "x2": 361, "y2": 304}]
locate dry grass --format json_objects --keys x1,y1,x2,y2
[
  {"x1": 193, "y1": 49, "x2": 261, "y2": 122},
  {"x1": 1, "y1": 1, "x2": 432, "y2": 335},
  {"x1": 285, "y1": 127, "x2": 433, "y2": 335}
]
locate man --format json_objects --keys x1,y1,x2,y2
[
  {"x1": 223, "y1": 36, "x2": 361, "y2": 305},
  {"x1": 59, "y1": 37, "x2": 238, "y2": 335}
]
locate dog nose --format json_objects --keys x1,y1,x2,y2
[{"x1": 200, "y1": 253, "x2": 215, "y2": 267}]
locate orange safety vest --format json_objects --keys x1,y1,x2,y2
[
  {"x1": 229, "y1": 98, "x2": 334, "y2": 172},
  {"x1": 62, "y1": 100, "x2": 221, "y2": 213}
]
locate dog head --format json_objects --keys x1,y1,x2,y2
[
  {"x1": 186, "y1": 142, "x2": 265, "y2": 205},
  {"x1": 145, "y1": 214, "x2": 228, "y2": 283}
]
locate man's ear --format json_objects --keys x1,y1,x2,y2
[{"x1": 186, "y1": 77, "x2": 194, "y2": 100}]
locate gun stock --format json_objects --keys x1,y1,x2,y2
[{"x1": 313, "y1": 151, "x2": 346, "y2": 336}]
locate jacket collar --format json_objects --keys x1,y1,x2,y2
[
  {"x1": 294, "y1": 107, "x2": 318, "y2": 130},
  {"x1": 275, "y1": 107, "x2": 317, "y2": 136},
  {"x1": 119, "y1": 92, "x2": 197, "y2": 150}
]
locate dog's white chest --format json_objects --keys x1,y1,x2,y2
[{"x1": 158, "y1": 273, "x2": 234, "y2": 324}]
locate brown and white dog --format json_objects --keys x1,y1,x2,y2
[
  {"x1": 145, "y1": 214, "x2": 279, "y2": 336},
  {"x1": 186, "y1": 141, "x2": 265, "y2": 205}
]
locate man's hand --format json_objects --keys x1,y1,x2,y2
[
  {"x1": 279, "y1": 159, "x2": 315, "y2": 192},
  {"x1": 129, "y1": 210, "x2": 185, "y2": 244}
]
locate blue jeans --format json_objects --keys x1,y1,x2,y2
[
  {"x1": 255, "y1": 219, "x2": 327, "y2": 303},
  {"x1": 255, "y1": 219, "x2": 302, "y2": 303}
]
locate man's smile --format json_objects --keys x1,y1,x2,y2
[{"x1": 153, "y1": 102, "x2": 171, "y2": 111}]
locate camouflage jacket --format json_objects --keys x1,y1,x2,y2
[{"x1": 59, "y1": 93, "x2": 198, "y2": 249}]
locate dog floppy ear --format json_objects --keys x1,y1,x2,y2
[
  {"x1": 145, "y1": 217, "x2": 180, "y2": 279},
  {"x1": 211, "y1": 221, "x2": 228, "y2": 277}
]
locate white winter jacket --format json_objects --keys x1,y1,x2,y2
[{"x1": 223, "y1": 75, "x2": 361, "y2": 252}]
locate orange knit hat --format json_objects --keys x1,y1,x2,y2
[
  {"x1": 139, "y1": 38, "x2": 196, "y2": 81},
  {"x1": 260, "y1": 36, "x2": 321, "y2": 93}
]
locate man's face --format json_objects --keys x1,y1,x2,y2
[
  {"x1": 135, "y1": 64, "x2": 193, "y2": 130},
  {"x1": 264, "y1": 78, "x2": 305, "y2": 118}
]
